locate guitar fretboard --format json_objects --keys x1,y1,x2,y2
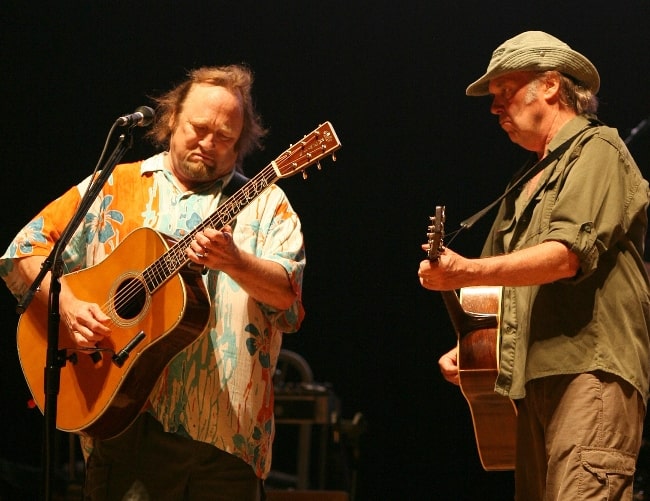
[
  {"x1": 139, "y1": 120, "x2": 341, "y2": 293},
  {"x1": 142, "y1": 164, "x2": 277, "y2": 293}
]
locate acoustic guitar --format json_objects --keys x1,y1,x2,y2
[
  {"x1": 17, "y1": 122, "x2": 342, "y2": 440},
  {"x1": 426, "y1": 206, "x2": 517, "y2": 471}
]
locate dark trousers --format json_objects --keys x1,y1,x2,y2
[{"x1": 83, "y1": 413, "x2": 264, "y2": 500}]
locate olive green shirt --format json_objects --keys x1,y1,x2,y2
[{"x1": 482, "y1": 115, "x2": 650, "y2": 403}]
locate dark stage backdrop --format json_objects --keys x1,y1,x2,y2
[{"x1": 1, "y1": 2, "x2": 648, "y2": 499}]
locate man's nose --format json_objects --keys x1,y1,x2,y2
[
  {"x1": 198, "y1": 133, "x2": 216, "y2": 149},
  {"x1": 490, "y1": 98, "x2": 503, "y2": 115}
]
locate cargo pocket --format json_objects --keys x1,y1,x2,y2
[{"x1": 579, "y1": 446, "x2": 636, "y2": 500}]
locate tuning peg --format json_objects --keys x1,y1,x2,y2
[{"x1": 302, "y1": 171, "x2": 308, "y2": 180}]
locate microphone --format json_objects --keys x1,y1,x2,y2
[
  {"x1": 116, "y1": 106, "x2": 155, "y2": 127},
  {"x1": 625, "y1": 117, "x2": 649, "y2": 145}
]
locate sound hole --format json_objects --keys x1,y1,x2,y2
[{"x1": 114, "y1": 278, "x2": 147, "y2": 320}]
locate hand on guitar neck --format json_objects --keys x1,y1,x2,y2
[
  {"x1": 420, "y1": 206, "x2": 459, "y2": 385},
  {"x1": 418, "y1": 205, "x2": 475, "y2": 292}
]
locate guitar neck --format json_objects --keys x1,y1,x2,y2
[
  {"x1": 142, "y1": 164, "x2": 279, "y2": 293},
  {"x1": 138, "y1": 120, "x2": 341, "y2": 295}
]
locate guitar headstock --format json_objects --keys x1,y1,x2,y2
[
  {"x1": 427, "y1": 205, "x2": 446, "y2": 260},
  {"x1": 272, "y1": 121, "x2": 342, "y2": 179}
]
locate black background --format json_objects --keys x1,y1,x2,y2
[{"x1": 1, "y1": 2, "x2": 649, "y2": 499}]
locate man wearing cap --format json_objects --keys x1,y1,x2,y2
[{"x1": 419, "y1": 31, "x2": 650, "y2": 499}]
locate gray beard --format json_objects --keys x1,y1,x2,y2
[{"x1": 179, "y1": 158, "x2": 219, "y2": 183}]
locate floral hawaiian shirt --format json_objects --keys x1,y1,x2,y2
[{"x1": 0, "y1": 152, "x2": 306, "y2": 478}]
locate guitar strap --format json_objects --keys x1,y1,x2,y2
[
  {"x1": 459, "y1": 117, "x2": 603, "y2": 230},
  {"x1": 221, "y1": 170, "x2": 249, "y2": 200}
]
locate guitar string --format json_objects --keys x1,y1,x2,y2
[
  {"x1": 98, "y1": 162, "x2": 279, "y2": 324},
  {"x1": 101, "y1": 156, "x2": 293, "y2": 319},
  {"x1": 95, "y1": 134, "x2": 333, "y2": 330}
]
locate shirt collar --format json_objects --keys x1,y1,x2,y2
[
  {"x1": 140, "y1": 151, "x2": 235, "y2": 194},
  {"x1": 546, "y1": 115, "x2": 594, "y2": 153}
]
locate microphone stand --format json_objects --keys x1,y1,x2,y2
[{"x1": 16, "y1": 125, "x2": 136, "y2": 501}]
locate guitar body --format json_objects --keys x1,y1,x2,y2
[
  {"x1": 16, "y1": 227, "x2": 210, "y2": 439},
  {"x1": 457, "y1": 286, "x2": 517, "y2": 471}
]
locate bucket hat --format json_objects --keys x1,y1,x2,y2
[{"x1": 466, "y1": 31, "x2": 600, "y2": 96}]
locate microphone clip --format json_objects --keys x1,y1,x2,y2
[{"x1": 116, "y1": 106, "x2": 155, "y2": 127}]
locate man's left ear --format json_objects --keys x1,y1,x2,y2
[{"x1": 544, "y1": 73, "x2": 562, "y2": 100}]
